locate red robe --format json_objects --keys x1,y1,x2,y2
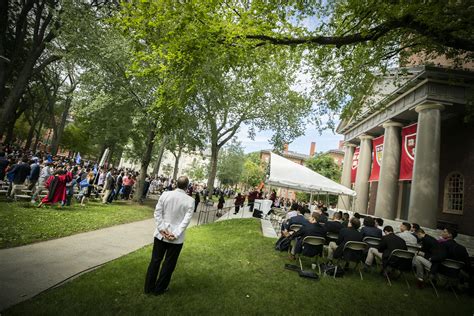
[{"x1": 41, "y1": 172, "x2": 73, "y2": 204}]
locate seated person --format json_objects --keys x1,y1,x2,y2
[
  {"x1": 281, "y1": 204, "x2": 309, "y2": 235},
  {"x1": 365, "y1": 225, "x2": 407, "y2": 270},
  {"x1": 411, "y1": 223, "x2": 421, "y2": 242},
  {"x1": 341, "y1": 213, "x2": 350, "y2": 228},
  {"x1": 327, "y1": 217, "x2": 363, "y2": 260},
  {"x1": 397, "y1": 222, "x2": 418, "y2": 246},
  {"x1": 413, "y1": 228, "x2": 470, "y2": 284},
  {"x1": 416, "y1": 228, "x2": 439, "y2": 259},
  {"x1": 375, "y1": 217, "x2": 384, "y2": 230},
  {"x1": 325, "y1": 212, "x2": 344, "y2": 235},
  {"x1": 289, "y1": 212, "x2": 327, "y2": 256},
  {"x1": 319, "y1": 206, "x2": 329, "y2": 223},
  {"x1": 361, "y1": 216, "x2": 383, "y2": 239}
]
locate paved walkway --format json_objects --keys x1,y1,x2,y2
[{"x1": 0, "y1": 202, "x2": 272, "y2": 311}]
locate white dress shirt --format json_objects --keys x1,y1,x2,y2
[
  {"x1": 153, "y1": 188, "x2": 195, "y2": 244},
  {"x1": 397, "y1": 231, "x2": 418, "y2": 246}
]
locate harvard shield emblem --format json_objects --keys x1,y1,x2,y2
[
  {"x1": 352, "y1": 152, "x2": 359, "y2": 169},
  {"x1": 375, "y1": 144, "x2": 383, "y2": 166},
  {"x1": 404, "y1": 133, "x2": 416, "y2": 160}
]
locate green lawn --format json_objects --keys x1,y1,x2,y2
[
  {"x1": 5, "y1": 219, "x2": 473, "y2": 315},
  {"x1": 0, "y1": 200, "x2": 153, "y2": 249}
]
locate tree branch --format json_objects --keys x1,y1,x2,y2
[{"x1": 245, "y1": 14, "x2": 474, "y2": 51}]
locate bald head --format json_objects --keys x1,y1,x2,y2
[{"x1": 177, "y1": 176, "x2": 189, "y2": 190}]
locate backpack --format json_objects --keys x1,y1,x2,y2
[
  {"x1": 321, "y1": 263, "x2": 345, "y2": 278},
  {"x1": 275, "y1": 236, "x2": 291, "y2": 251}
]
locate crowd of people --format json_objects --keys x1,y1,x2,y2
[
  {"x1": 275, "y1": 203, "x2": 472, "y2": 291},
  {"x1": 0, "y1": 145, "x2": 201, "y2": 207}
]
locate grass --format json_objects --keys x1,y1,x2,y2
[
  {"x1": 0, "y1": 200, "x2": 153, "y2": 249},
  {"x1": 4, "y1": 219, "x2": 473, "y2": 315}
]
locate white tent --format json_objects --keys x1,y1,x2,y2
[{"x1": 266, "y1": 152, "x2": 356, "y2": 197}]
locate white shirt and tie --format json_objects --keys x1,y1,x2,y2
[{"x1": 153, "y1": 188, "x2": 195, "y2": 244}]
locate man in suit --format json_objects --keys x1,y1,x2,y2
[
  {"x1": 416, "y1": 228, "x2": 439, "y2": 259},
  {"x1": 7, "y1": 156, "x2": 31, "y2": 197},
  {"x1": 365, "y1": 225, "x2": 407, "y2": 269},
  {"x1": 281, "y1": 204, "x2": 309, "y2": 235},
  {"x1": 327, "y1": 217, "x2": 363, "y2": 260},
  {"x1": 413, "y1": 228, "x2": 470, "y2": 283},
  {"x1": 290, "y1": 212, "x2": 327, "y2": 257},
  {"x1": 144, "y1": 176, "x2": 195, "y2": 295},
  {"x1": 326, "y1": 212, "x2": 343, "y2": 235}
]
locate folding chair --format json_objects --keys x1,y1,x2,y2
[
  {"x1": 334, "y1": 241, "x2": 367, "y2": 280},
  {"x1": 363, "y1": 237, "x2": 381, "y2": 248},
  {"x1": 326, "y1": 232, "x2": 339, "y2": 243},
  {"x1": 430, "y1": 259, "x2": 464, "y2": 300},
  {"x1": 297, "y1": 236, "x2": 326, "y2": 275},
  {"x1": 289, "y1": 224, "x2": 303, "y2": 232},
  {"x1": 384, "y1": 249, "x2": 415, "y2": 288},
  {"x1": 407, "y1": 244, "x2": 422, "y2": 255}
]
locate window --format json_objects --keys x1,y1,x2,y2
[{"x1": 443, "y1": 172, "x2": 464, "y2": 215}]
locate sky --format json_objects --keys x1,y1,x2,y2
[{"x1": 236, "y1": 124, "x2": 344, "y2": 155}]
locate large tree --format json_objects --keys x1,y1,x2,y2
[
  {"x1": 305, "y1": 154, "x2": 342, "y2": 182},
  {"x1": 217, "y1": 140, "x2": 245, "y2": 188},
  {"x1": 118, "y1": 1, "x2": 473, "y2": 124}
]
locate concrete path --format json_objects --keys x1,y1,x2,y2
[{"x1": 0, "y1": 218, "x2": 155, "y2": 311}]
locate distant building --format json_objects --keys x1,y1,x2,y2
[{"x1": 324, "y1": 149, "x2": 344, "y2": 167}]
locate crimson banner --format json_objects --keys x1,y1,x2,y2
[
  {"x1": 399, "y1": 123, "x2": 417, "y2": 180},
  {"x1": 369, "y1": 135, "x2": 384, "y2": 181},
  {"x1": 351, "y1": 147, "x2": 360, "y2": 183}
]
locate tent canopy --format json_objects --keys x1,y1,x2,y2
[{"x1": 265, "y1": 152, "x2": 356, "y2": 197}]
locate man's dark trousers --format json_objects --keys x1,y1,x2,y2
[{"x1": 145, "y1": 237, "x2": 183, "y2": 294}]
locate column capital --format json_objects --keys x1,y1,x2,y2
[
  {"x1": 415, "y1": 103, "x2": 445, "y2": 113},
  {"x1": 382, "y1": 120, "x2": 404, "y2": 128},
  {"x1": 358, "y1": 134, "x2": 373, "y2": 141},
  {"x1": 344, "y1": 142, "x2": 357, "y2": 148}
]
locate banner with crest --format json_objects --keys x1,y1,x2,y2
[
  {"x1": 369, "y1": 136, "x2": 384, "y2": 181},
  {"x1": 351, "y1": 146, "x2": 360, "y2": 183},
  {"x1": 399, "y1": 123, "x2": 417, "y2": 180}
]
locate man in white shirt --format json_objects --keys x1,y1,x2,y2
[
  {"x1": 397, "y1": 222, "x2": 418, "y2": 246},
  {"x1": 144, "y1": 176, "x2": 195, "y2": 295}
]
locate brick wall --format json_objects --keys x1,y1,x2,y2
[{"x1": 437, "y1": 115, "x2": 474, "y2": 235}]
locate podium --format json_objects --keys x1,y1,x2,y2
[{"x1": 254, "y1": 199, "x2": 273, "y2": 214}]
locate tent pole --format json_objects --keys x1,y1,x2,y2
[
  {"x1": 326, "y1": 192, "x2": 329, "y2": 208},
  {"x1": 309, "y1": 192, "x2": 313, "y2": 205}
]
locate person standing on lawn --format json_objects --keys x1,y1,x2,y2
[
  {"x1": 38, "y1": 166, "x2": 73, "y2": 207},
  {"x1": 145, "y1": 176, "x2": 194, "y2": 295}
]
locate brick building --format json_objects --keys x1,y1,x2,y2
[{"x1": 336, "y1": 65, "x2": 474, "y2": 235}]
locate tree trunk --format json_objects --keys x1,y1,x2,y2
[
  {"x1": 206, "y1": 142, "x2": 220, "y2": 199},
  {"x1": 24, "y1": 119, "x2": 37, "y2": 150},
  {"x1": 4, "y1": 119, "x2": 16, "y2": 145},
  {"x1": 172, "y1": 147, "x2": 182, "y2": 181},
  {"x1": 51, "y1": 97, "x2": 72, "y2": 155},
  {"x1": 133, "y1": 124, "x2": 156, "y2": 203},
  {"x1": 0, "y1": 52, "x2": 38, "y2": 137},
  {"x1": 152, "y1": 135, "x2": 168, "y2": 176},
  {"x1": 32, "y1": 118, "x2": 44, "y2": 153}
]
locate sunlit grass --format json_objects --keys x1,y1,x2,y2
[
  {"x1": 5, "y1": 219, "x2": 473, "y2": 315},
  {"x1": 0, "y1": 200, "x2": 153, "y2": 248}
]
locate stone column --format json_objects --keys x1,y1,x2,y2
[
  {"x1": 354, "y1": 135, "x2": 373, "y2": 213},
  {"x1": 337, "y1": 142, "x2": 356, "y2": 210},
  {"x1": 374, "y1": 121, "x2": 403, "y2": 219},
  {"x1": 408, "y1": 103, "x2": 444, "y2": 228}
]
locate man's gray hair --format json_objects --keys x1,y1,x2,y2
[{"x1": 177, "y1": 176, "x2": 189, "y2": 190}]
